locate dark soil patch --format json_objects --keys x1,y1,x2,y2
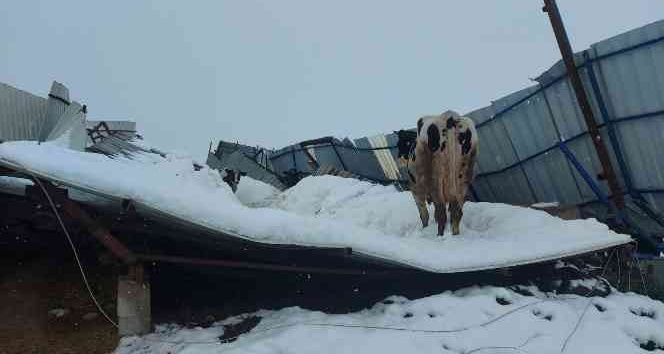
[{"x1": 0, "y1": 250, "x2": 118, "y2": 354}]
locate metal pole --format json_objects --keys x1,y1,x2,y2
[{"x1": 542, "y1": 0, "x2": 625, "y2": 210}]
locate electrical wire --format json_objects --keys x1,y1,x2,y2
[
  {"x1": 465, "y1": 333, "x2": 542, "y2": 354},
  {"x1": 559, "y1": 247, "x2": 619, "y2": 353},
  {"x1": 30, "y1": 173, "x2": 120, "y2": 329}
]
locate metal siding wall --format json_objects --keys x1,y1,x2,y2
[
  {"x1": 472, "y1": 178, "x2": 496, "y2": 202},
  {"x1": 466, "y1": 105, "x2": 496, "y2": 127},
  {"x1": 484, "y1": 168, "x2": 535, "y2": 205},
  {"x1": 293, "y1": 147, "x2": 315, "y2": 172},
  {"x1": 336, "y1": 145, "x2": 388, "y2": 182},
  {"x1": 352, "y1": 137, "x2": 390, "y2": 181},
  {"x1": 310, "y1": 145, "x2": 342, "y2": 169},
  {"x1": 643, "y1": 193, "x2": 664, "y2": 215},
  {"x1": 46, "y1": 101, "x2": 87, "y2": 151},
  {"x1": 269, "y1": 149, "x2": 296, "y2": 174},
  {"x1": 269, "y1": 145, "x2": 314, "y2": 173},
  {"x1": 616, "y1": 116, "x2": 664, "y2": 190},
  {"x1": 475, "y1": 120, "x2": 518, "y2": 172},
  {"x1": 522, "y1": 149, "x2": 582, "y2": 205},
  {"x1": 0, "y1": 82, "x2": 48, "y2": 141},
  {"x1": 543, "y1": 78, "x2": 587, "y2": 140},
  {"x1": 592, "y1": 20, "x2": 664, "y2": 119},
  {"x1": 40, "y1": 82, "x2": 70, "y2": 142},
  {"x1": 499, "y1": 91, "x2": 559, "y2": 159},
  {"x1": 368, "y1": 134, "x2": 401, "y2": 181}
]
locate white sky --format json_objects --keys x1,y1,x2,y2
[{"x1": 2, "y1": 1, "x2": 663, "y2": 160}]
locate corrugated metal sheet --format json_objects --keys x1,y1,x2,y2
[
  {"x1": 46, "y1": 101, "x2": 87, "y2": 150},
  {"x1": 0, "y1": 81, "x2": 88, "y2": 151},
  {"x1": 0, "y1": 82, "x2": 48, "y2": 141},
  {"x1": 366, "y1": 134, "x2": 400, "y2": 180},
  {"x1": 87, "y1": 133, "x2": 157, "y2": 158},
  {"x1": 466, "y1": 20, "x2": 664, "y2": 242},
  {"x1": 335, "y1": 144, "x2": 388, "y2": 182},
  {"x1": 207, "y1": 151, "x2": 287, "y2": 190},
  {"x1": 40, "y1": 82, "x2": 70, "y2": 142}
]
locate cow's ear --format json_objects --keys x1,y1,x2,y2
[{"x1": 240, "y1": 172, "x2": 247, "y2": 176}]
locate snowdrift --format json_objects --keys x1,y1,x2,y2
[
  {"x1": 114, "y1": 286, "x2": 664, "y2": 354},
  {"x1": 0, "y1": 141, "x2": 631, "y2": 273}
]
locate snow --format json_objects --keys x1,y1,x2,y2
[
  {"x1": 114, "y1": 286, "x2": 664, "y2": 354},
  {"x1": 0, "y1": 176, "x2": 33, "y2": 196},
  {"x1": 532, "y1": 202, "x2": 561, "y2": 208},
  {"x1": 48, "y1": 308, "x2": 70, "y2": 318},
  {"x1": 235, "y1": 177, "x2": 280, "y2": 207},
  {"x1": 0, "y1": 141, "x2": 631, "y2": 273}
]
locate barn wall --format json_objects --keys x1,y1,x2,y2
[{"x1": 210, "y1": 20, "x2": 664, "y2": 237}]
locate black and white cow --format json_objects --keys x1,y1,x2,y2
[{"x1": 398, "y1": 110, "x2": 479, "y2": 236}]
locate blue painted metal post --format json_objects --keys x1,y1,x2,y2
[
  {"x1": 291, "y1": 146, "x2": 297, "y2": 170},
  {"x1": 469, "y1": 184, "x2": 480, "y2": 202},
  {"x1": 583, "y1": 50, "x2": 634, "y2": 194},
  {"x1": 558, "y1": 141, "x2": 612, "y2": 207}
]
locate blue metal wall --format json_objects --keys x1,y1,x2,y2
[{"x1": 210, "y1": 20, "x2": 664, "y2": 245}]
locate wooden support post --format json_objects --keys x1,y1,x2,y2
[
  {"x1": 542, "y1": 0, "x2": 625, "y2": 211},
  {"x1": 26, "y1": 180, "x2": 137, "y2": 264},
  {"x1": 117, "y1": 263, "x2": 152, "y2": 336}
]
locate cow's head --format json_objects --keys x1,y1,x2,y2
[
  {"x1": 395, "y1": 130, "x2": 417, "y2": 167},
  {"x1": 222, "y1": 169, "x2": 247, "y2": 193}
]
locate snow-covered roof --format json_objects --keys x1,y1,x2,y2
[{"x1": 0, "y1": 140, "x2": 631, "y2": 273}]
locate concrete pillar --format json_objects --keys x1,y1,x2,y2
[{"x1": 117, "y1": 264, "x2": 152, "y2": 336}]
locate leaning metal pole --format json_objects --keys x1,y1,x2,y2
[{"x1": 542, "y1": 0, "x2": 625, "y2": 211}]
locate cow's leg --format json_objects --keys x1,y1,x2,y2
[
  {"x1": 410, "y1": 186, "x2": 429, "y2": 228},
  {"x1": 449, "y1": 201, "x2": 463, "y2": 235},
  {"x1": 414, "y1": 140, "x2": 433, "y2": 229},
  {"x1": 434, "y1": 202, "x2": 447, "y2": 236}
]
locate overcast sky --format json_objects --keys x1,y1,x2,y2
[{"x1": 2, "y1": 1, "x2": 662, "y2": 160}]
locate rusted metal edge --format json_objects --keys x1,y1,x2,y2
[
  {"x1": 136, "y1": 253, "x2": 416, "y2": 276},
  {"x1": 24, "y1": 178, "x2": 137, "y2": 265}
]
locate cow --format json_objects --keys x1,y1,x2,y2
[
  {"x1": 222, "y1": 168, "x2": 246, "y2": 193},
  {"x1": 398, "y1": 110, "x2": 478, "y2": 236}
]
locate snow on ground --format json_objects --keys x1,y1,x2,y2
[
  {"x1": 235, "y1": 177, "x2": 280, "y2": 207},
  {"x1": 114, "y1": 286, "x2": 664, "y2": 354},
  {"x1": 0, "y1": 141, "x2": 631, "y2": 272}
]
